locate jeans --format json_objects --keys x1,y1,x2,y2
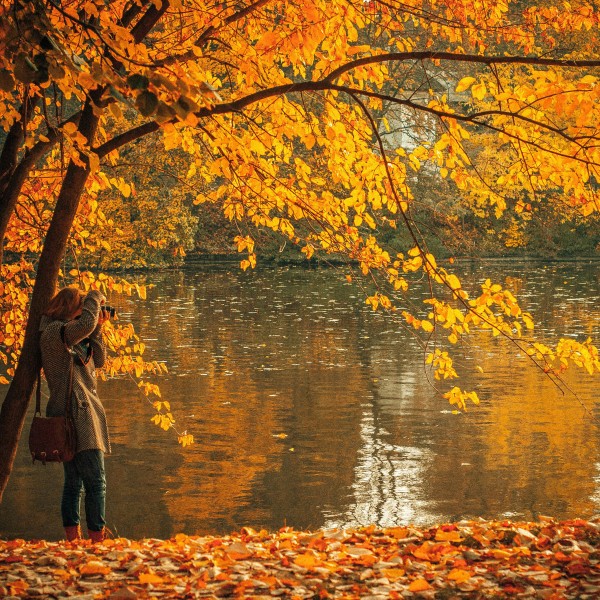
[{"x1": 62, "y1": 449, "x2": 106, "y2": 532}]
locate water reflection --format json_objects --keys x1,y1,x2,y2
[{"x1": 1, "y1": 260, "x2": 599, "y2": 540}]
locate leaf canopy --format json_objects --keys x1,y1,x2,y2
[{"x1": 0, "y1": 0, "x2": 599, "y2": 431}]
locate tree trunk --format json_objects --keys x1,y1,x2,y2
[
  {"x1": 0, "y1": 100, "x2": 99, "y2": 503},
  {"x1": 0, "y1": 92, "x2": 39, "y2": 264},
  {"x1": 0, "y1": 140, "x2": 58, "y2": 264}
]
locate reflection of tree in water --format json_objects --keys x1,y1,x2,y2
[
  {"x1": 323, "y1": 302, "x2": 442, "y2": 529},
  {"x1": 327, "y1": 411, "x2": 437, "y2": 528}
]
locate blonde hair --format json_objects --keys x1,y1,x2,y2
[{"x1": 44, "y1": 287, "x2": 84, "y2": 320}]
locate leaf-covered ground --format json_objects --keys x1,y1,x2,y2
[{"x1": 1, "y1": 518, "x2": 600, "y2": 598}]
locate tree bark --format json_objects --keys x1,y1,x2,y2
[
  {"x1": 0, "y1": 138, "x2": 59, "y2": 264},
  {"x1": 0, "y1": 92, "x2": 39, "y2": 263},
  {"x1": 0, "y1": 99, "x2": 99, "y2": 503}
]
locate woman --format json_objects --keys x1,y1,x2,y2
[{"x1": 39, "y1": 287, "x2": 112, "y2": 543}]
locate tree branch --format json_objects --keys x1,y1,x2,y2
[
  {"x1": 325, "y1": 51, "x2": 600, "y2": 82},
  {"x1": 156, "y1": 0, "x2": 273, "y2": 67}
]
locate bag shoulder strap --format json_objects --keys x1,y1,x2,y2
[{"x1": 35, "y1": 370, "x2": 42, "y2": 416}]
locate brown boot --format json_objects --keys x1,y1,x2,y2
[
  {"x1": 88, "y1": 528, "x2": 105, "y2": 544},
  {"x1": 64, "y1": 525, "x2": 81, "y2": 541}
]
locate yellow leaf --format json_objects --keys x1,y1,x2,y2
[
  {"x1": 421, "y1": 320, "x2": 434, "y2": 333},
  {"x1": 523, "y1": 314, "x2": 534, "y2": 330},
  {"x1": 424, "y1": 253, "x2": 437, "y2": 269},
  {"x1": 471, "y1": 82, "x2": 487, "y2": 100},
  {"x1": 364, "y1": 213, "x2": 376, "y2": 229},
  {"x1": 447, "y1": 274, "x2": 461, "y2": 290},
  {"x1": 295, "y1": 552, "x2": 320, "y2": 568},
  {"x1": 178, "y1": 433, "x2": 194, "y2": 447},
  {"x1": 455, "y1": 76, "x2": 477, "y2": 92},
  {"x1": 119, "y1": 182, "x2": 132, "y2": 198}
]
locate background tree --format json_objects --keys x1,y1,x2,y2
[{"x1": 1, "y1": 0, "x2": 600, "y2": 502}]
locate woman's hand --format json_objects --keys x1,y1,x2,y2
[{"x1": 98, "y1": 306, "x2": 110, "y2": 325}]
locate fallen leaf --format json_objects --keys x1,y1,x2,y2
[
  {"x1": 138, "y1": 571, "x2": 164, "y2": 584},
  {"x1": 382, "y1": 567, "x2": 405, "y2": 581},
  {"x1": 79, "y1": 560, "x2": 111, "y2": 575},
  {"x1": 409, "y1": 578, "x2": 433, "y2": 592},
  {"x1": 295, "y1": 552, "x2": 321, "y2": 568},
  {"x1": 225, "y1": 541, "x2": 252, "y2": 559},
  {"x1": 436, "y1": 529, "x2": 463, "y2": 542},
  {"x1": 447, "y1": 568, "x2": 472, "y2": 583}
]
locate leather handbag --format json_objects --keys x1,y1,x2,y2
[{"x1": 28, "y1": 328, "x2": 77, "y2": 464}]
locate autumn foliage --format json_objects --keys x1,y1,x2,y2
[{"x1": 1, "y1": 0, "x2": 600, "y2": 499}]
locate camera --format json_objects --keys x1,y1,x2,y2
[{"x1": 103, "y1": 305, "x2": 116, "y2": 318}]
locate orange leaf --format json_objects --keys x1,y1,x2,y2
[
  {"x1": 295, "y1": 552, "x2": 320, "y2": 568},
  {"x1": 139, "y1": 572, "x2": 165, "y2": 584},
  {"x1": 225, "y1": 541, "x2": 252, "y2": 560},
  {"x1": 79, "y1": 561, "x2": 111, "y2": 575},
  {"x1": 8, "y1": 580, "x2": 29, "y2": 594},
  {"x1": 435, "y1": 529, "x2": 463, "y2": 542},
  {"x1": 386, "y1": 527, "x2": 409, "y2": 539},
  {"x1": 382, "y1": 568, "x2": 405, "y2": 581},
  {"x1": 412, "y1": 541, "x2": 436, "y2": 561},
  {"x1": 409, "y1": 578, "x2": 433, "y2": 592},
  {"x1": 447, "y1": 568, "x2": 472, "y2": 583}
]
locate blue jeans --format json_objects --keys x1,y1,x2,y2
[{"x1": 62, "y1": 449, "x2": 106, "y2": 532}]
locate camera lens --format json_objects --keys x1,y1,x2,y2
[{"x1": 103, "y1": 305, "x2": 116, "y2": 317}]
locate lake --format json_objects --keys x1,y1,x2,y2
[{"x1": 1, "y1": 260, "x2": 599, "y2": 540}]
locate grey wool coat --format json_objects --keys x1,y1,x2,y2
[{"x1": 39, "y1": 290, "x2": 111, "y2": 454}]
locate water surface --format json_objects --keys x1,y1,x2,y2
[{"x1": 1, "y1": 260, "x2": 599, "y2": 540}]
